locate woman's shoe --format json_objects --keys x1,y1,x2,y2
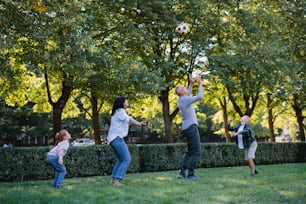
[
  {"x1": 109, "y1": 178, "x2": 115, "y2": 185},
  {"x1": 113, "y1": 179, "x2": 123, "y2": 186}
]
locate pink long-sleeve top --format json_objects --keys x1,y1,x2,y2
[{"x1": 47, "y1": 140, "x2": 70, "y2": 159}]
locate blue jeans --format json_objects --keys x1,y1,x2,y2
[
  {"x1": 110, "y1": 137, "x2": 131, "y2": 181},
  {"x1": 180, "y1": 124, "x2": 201, "y2": 177},
  {"x1": 46, "y1": 154, "x2": 66, "y2": 187}
]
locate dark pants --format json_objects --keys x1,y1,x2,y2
[{"x1": 180, "y1": 124, "x2": 201, "y2": 176}]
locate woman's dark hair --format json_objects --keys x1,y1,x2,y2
[{"x1": 111, "y1": 96, "x2": 126, "y2": 116}]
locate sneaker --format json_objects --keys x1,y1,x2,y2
[
  {"x1": 177, "y1": 172, "x2": 185, "y2": 179},
  {"x1": 251, "y1": 169, "x2": 259, "y2": 176},
  {"x1": 109, "y1": 178, "x2": 115, "y2": 185},
  {"x1": 187, "y1": 175, "x2": 198, "y2": 181},
  {"x1": 113, "y1": 179, "x2": 123, "y2": 187}
]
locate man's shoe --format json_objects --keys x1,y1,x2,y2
[
  {"x1": 177, "y1": 172, "x2": 185, "y2": 179},
  {"x1": 187, "y1": 175, "x2": 198, "y2": 181}
]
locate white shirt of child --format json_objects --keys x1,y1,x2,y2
[{"x1": 237, "y1": 125, "x2": 245, "y2": 149}]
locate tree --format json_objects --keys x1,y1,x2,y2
[
  {"x1": 0, "y1": 0, "x2": 304, "y2": 144},
  {"x1": 111, "y1": 0, "x2": 210, "y2": 142},
  {"x1": 0, "y1": 0, "x2": 165, "y2": 144},
  {"x1": 207, "y1": 1, "x2": 289, "y2": 129},
  {"x1": 279, "y1": 0, "x2": 306, "y2": 141},
  {"x1": 0, "y1": 100, "x2": 51, "y2": 146}
]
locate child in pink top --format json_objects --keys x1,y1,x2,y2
[{"x1": 46, "y1": 129, "x2": 71, "y2": 188}]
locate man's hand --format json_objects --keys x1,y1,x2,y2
[
  {"x1": 194, "y1": 76, "x2": 202, "y2": 85},
  {"x1": 188, "y1": 74, "x2": 195, "y2": 85}
]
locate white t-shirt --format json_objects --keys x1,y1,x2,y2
[
  {"x1": 237, "y1": 125, "x2": 245, "y2": 149},
  {"x1": 107, "y1": 108, "x2": 132, "y2": 144}
]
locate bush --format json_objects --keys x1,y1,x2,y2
[
  {"x1": 138, "y1": 144, "x2": 185, "y2": 172},
  {"x1": 0, "y1": 142, "x2": 305, "y2": 182}
]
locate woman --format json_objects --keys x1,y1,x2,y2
[
  {"x1": 107, "y1": 96, "x2": 146, "y2": 186},
  {"x1": 228, "y1": 115, "x2": 258, "y2": 176}
]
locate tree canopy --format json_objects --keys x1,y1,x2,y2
[{"x1": 0, "y1": 0, "x2": 305, "y2": 144}]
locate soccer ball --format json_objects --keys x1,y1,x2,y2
[{"x1": 176, "y1": 22, "x2": 189, "y2": 35}]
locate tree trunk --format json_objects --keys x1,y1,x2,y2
[
  {"x1": 159, "y1": 89, "x2": 173, "y2": 143},
  {"x1": 267, "y1": 93, "x2": 275, "y2": 142},
  {"x1": 91, "y1": 91, "x2": 101, "y2": 144},
  {"x1": 219, "y1": 97, "x2": 231, "y2": 143},
  {"x1": 52, "y1": 106, "x2": 62, "y2": 139},
  {"x1": 45, "y1": 72, "x2": 73, "y2": 143},
  {"x1": 163, "y1": 111, "x2": 173, "y2": 143},
  {"x1": 292, "y1": 95, "x2": 305, "y2": 141},
  {"x1": 50, "y1": 81, "x2": 73, "y2": 143}
]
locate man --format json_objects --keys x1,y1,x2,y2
[{"x1": 175, "y1": 74, "x2": 203, "y2": 180}]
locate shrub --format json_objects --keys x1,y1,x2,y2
[{"x1": 0, "y1": 142, "x2": 305, "y2": 182}]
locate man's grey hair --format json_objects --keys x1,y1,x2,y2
[{"x1": 175, "y1": 86, "x2": 182, "y2": 96}]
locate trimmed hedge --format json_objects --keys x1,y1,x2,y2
[{"x1": 0, "y1": 142, "x2": 305, "y2": 182}]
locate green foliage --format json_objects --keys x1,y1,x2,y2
[
  {"x1": 251, "y1": 122, "x2": 270, "y2": 138},
  {"x1": 139, "y1": 144, "x2": 184, "y2": 172},
  {"x1": 0, "y1": 0, "x2": 305, "y2": 142},
  {"x1": 256, "y1": 142, "x2": 301, "y2": 164},
  {"x1": 201, "y1": 143, "x2": 242, "y2": 168},
  {"x1": 1, "y1": 142, "x2": 305, "y2": 182},
  {"x1": 62, "y1": 115, "x2": 92, "y2": 138},
  {"x1": 0, "y1": 100, "x2": 51, "y2": 142},
  {"x1": 0, "y1": 144, "x2": 140, "y2": 182},
  {"x1": 0, "y1": 147, "x2": 51, "y2": 181}
]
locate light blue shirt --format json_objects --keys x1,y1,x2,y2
[
  {"x1": 178, "y1": 85, "x2": 203, "y2": 130},
  {"x1": 107, "y1": 108, "x2": 132, "y2": 144}
]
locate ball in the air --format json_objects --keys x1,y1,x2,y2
[{"x1": 176, "y1": 22, "x2": 189, "y2": 35}]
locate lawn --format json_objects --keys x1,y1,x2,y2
[{"x1": 0, "y1": 163, "x2": 305, "y2": 204}]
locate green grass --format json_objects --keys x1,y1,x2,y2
[{"x1": 0, "y1": 163, "x2": 305, "y2": 204}]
